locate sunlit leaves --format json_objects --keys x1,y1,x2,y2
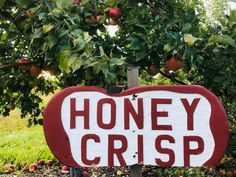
[
  {"x1": 208, "y1": 35, "x2": 235, "y2": 46},
  {"x1": 43, "y1": 24, "x2": 54, "y2": 33},
  {"x1": 184, "y1": 34, "x2": 198, "y2": 46}
]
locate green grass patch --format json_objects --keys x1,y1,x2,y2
[{"x1": 0, "y1": 105, "x2": 55, "y2": 172}]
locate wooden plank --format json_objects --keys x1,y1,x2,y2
[
  {"x1": 127, "y1": 67, "x2": 142, "y2": 177},
  {"x1": 127, "y1": 67, "x2": 139, "y2": 88},
  {"x1": 70, "y1": 167, "x2": 84, "y2": 177}
]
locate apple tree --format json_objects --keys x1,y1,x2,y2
[{"x1": 0, "y1": 0, "x2": 235, "y2": 128}]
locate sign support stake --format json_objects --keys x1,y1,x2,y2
[
  {"x1": 70, "y1": 167, "x2": 84, "y2": 177},
  {"x1": 127, "y1": 67, "x2": 142, "y2": 177}
]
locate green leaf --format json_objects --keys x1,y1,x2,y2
[
  {"x1": 71, "y1": 58, "x2": 84, "y2": 73},
  {"x1": 43, "y1": 24, "x2": 54, "y2": 33},
  {"x1": 38, "y1": 13, "x2": 47, "y2": 20},
  {"x1": 15, "y1": 0, "x2": 34, "y2": 8},
  {"x1": 33, "y1": 28, "x2": 43, "y2": 38},
  {"x1": 164, "y1": 44, "x2": 173, "y2": 52},
  {"x1": 128, "y1": 37, "x2": 141, "y2": 51},
  {"x1": 54, "y1": 0, "x2": 74, "y2": 9},
  {"x1": 208, "y1": 35, "x2": 235, "y2": 46},
  {"x1": 46, "y1": 34, "x2": 58, "y2": 49},
  {"x1": 105, "y1": 0, "x2": 116, "y2": 6},
  {"x1": 182, "y1": 23, "x2": 192, "y2": 33},
  {"x1": 48, "y1": 8, "x2": 63, "y2": 18},
  {"x1": 135, "y1": 51, "x2": 147, "y2": 62},
  {"x1": 110, "y1": 57, "x2": 125, "y2": 66},
  {"x1": 58, "y1": 50, "x2": 71, "y2": 73},
  {"x1": 102, "y1": 68, "x2": 116, "y2": 84},
  {"x1": 184, "y1": 34, "x2": 198, "y2": 46}
]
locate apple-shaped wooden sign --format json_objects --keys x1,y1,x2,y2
[{"x1": 43, "y1": 86, "x2": 228, "y2": 167}]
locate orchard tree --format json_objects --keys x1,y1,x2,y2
[{"x1": 0, "y1": 0, "x2": 235, "y2": 125}]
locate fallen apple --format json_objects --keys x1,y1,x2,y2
[
  {"x1": 47, "y1": 160, "x2": 53, "y2": 166},
  {"x1": 37, "y1": 159, "x2": 45, "y2": 166},
  {"x1": 83, "y1": 171, "x2": 90, "y2": 177},
  {"x1": 29, "y1": 163, "x2": 38, "y2": 172},
  {"x1": 61, "y1": 165, "x2": 69, "y2": 171},
  {"x1": 142, "y1": 166, "x2": 147, "y2": 173}
]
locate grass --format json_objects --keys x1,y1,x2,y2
[{"x1": 0, "y1": 99, "x2": 55, "y2": 172}]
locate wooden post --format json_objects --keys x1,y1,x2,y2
[
  {"x1": 70, "y1": 167, "x2": 84, "y2": 177},
  {"x1": 127, "y1": 67, "x2": 142, "y2": 177}
]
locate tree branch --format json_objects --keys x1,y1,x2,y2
[
  {"x1": 159, "y1": 70, "x2": 188, "y2": 85},
  {"x1": 0, "y1": 60, "x2": 39, "y2": 70}
]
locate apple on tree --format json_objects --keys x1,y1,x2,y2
[
  {"x1": 29, "y1": 65, "x2": 41, "y2": 77},
  {"x1": 85, "y1": 16, "x2": 97, "y2": 24},
  {"x1": 147, "y1": 64, "x2": 158, "y2": 76},
  {"x1": 18, "y1": 58, "x2": 30, "y2": 71},
  {"x1": 164, "y1": 55, "x2": 184, "y2": 73},
  {"x1": 108, "y1": 7, "x2": 121, "y2": 19},
  {"x1": 75, "y1": 0, "x2": 80, "y2": 5}
]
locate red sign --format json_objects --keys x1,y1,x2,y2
[{"x1": 43, "y1": 86, "x2": 228, "y2": 167}]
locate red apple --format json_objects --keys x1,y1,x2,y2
[
  {"x1": 142, "y1": 166, "x2": 147, "y2": 173},
  {"x1": 29, "y1": 65, "x2": 41, "y2": 76},
  {"x1": 83, "y1": 171, "x2": 90, "y2": 177},
  {"x1": 85, "y1": 16, "x2": 97, "y2": 24},
  {"x1": 18, "y1": 58, "x2": 30, "y2": 71},
  {"x1": 37, "y1": 159, "x2": 45, "y2": 166},
  {"x1": 61, "y1": 165, "x2": 69, "y2": 171},
  {"x1": 47, "y1": 160, "x2": 53, "y2": 166},
  {"x1": 147, "y1": 64, "x2": 158, "y2": 76},
  {"x1": 165, "y1": 55, "x2": 184, "y2": 72},
  {"x1": 75, "y1": 0, "x2": 80, "y2": 5},
  {"x1": 163, "y1": 66, "x2": 169, "y2": 73},
  {"x1": 108, "y1": 7, "x2": 121, "y2": 19},
  {"x1": 29, "y1": 163, "x2": 38, "y2": 172}
]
